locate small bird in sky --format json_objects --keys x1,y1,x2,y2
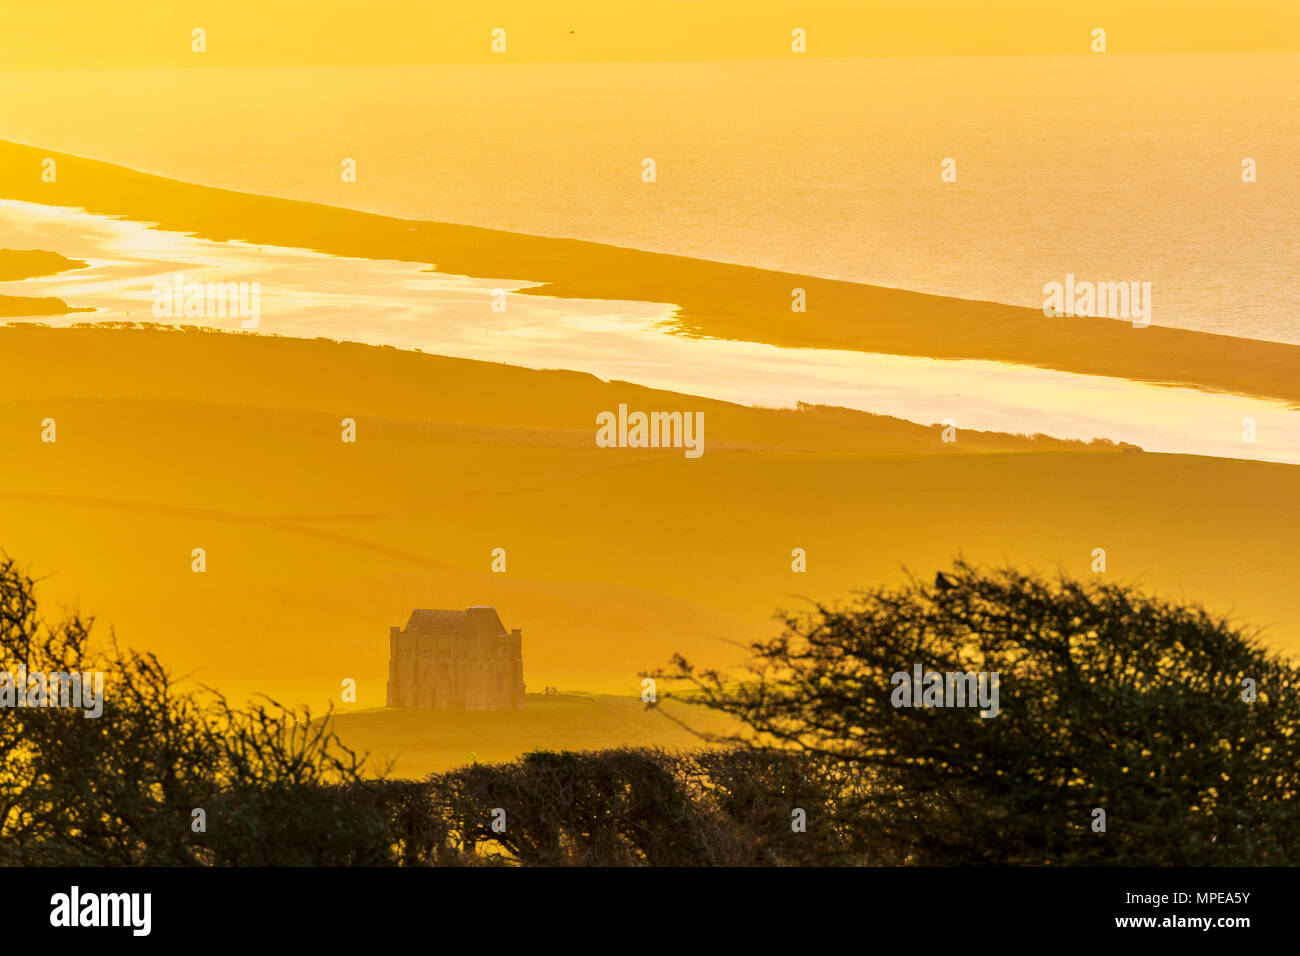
[{"x1": 935, "y1": 571, "x2": 958, "y2": 591}]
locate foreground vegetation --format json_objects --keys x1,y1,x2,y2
[{"x1": 1, "y1": 555, "x2": 1296, "y2": 865}]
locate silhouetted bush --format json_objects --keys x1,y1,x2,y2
[
  {"x1": 0, "y1": 554, "x2": 373, "y2": 865},
  {"x1": 660, "y1": 559, "x2": 1300, "y2": 865}
]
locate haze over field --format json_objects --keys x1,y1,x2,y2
[{"x1": 2, "y1": 323, "x2": 1298, "y2": 729}]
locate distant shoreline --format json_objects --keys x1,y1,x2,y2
[
  {"x1": 0, "y1": 249, "x2": 87, "y2": 316},
  {"x1": 3, "y1": 138, "x2": 1299, "y2": 409}
]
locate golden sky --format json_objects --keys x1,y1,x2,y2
[{"x1": 2, "y1": 0, "x2": 1297, "y2": 68}]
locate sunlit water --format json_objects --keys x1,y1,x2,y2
[
  {"x1": 1, "y1": 55, "x2": 1296, "y2": 343},
  {"x1": 4, "y1": 200, "x2": 1298, "y2": 465}
]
